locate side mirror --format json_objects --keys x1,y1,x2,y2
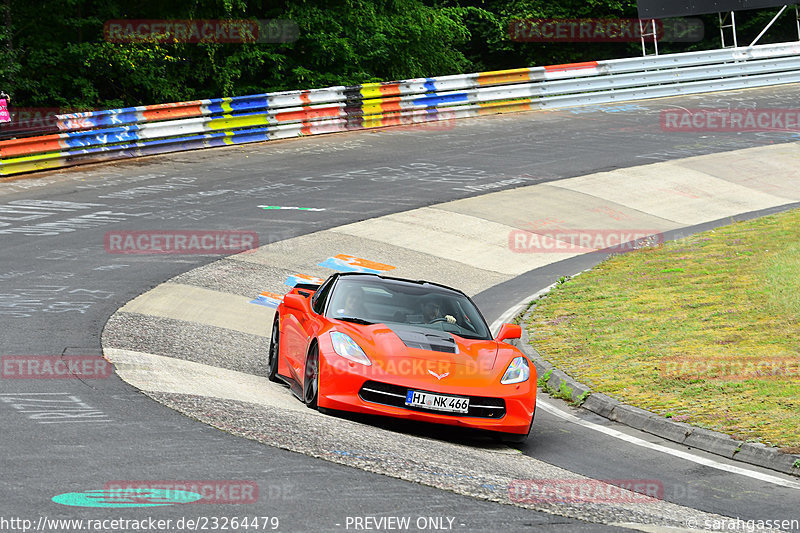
[
  {"x1": 283, "y1": 293, "x2": 309, "y2": 312},
  {"x1": 495, "y1": 323, "x2": 521, "y2": 343}
]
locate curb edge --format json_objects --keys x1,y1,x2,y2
[{"x1": 513, "y1": 303, "x2": 800, "y2": 478}]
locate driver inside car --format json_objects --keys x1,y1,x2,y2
[
  {"x1": 421, "y1": 296, "x2": 456, "y2": 324},
  {"x1": 334, "y1": 287, "x2": 367, "y2": 318}
]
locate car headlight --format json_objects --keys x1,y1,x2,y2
[
  {"x1": 330, "y1": 331, "x2": 372, "y2": 366},
  {"x1": 501, "y1": 356, "x2": 530, "y2": 384}
]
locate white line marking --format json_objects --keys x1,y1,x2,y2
[
  {"x1": 495, "y1": 295, "x2": 800, "y2": 491},
  {"x1": 490, "y1": 284, "x2": 557, "y2": 336},
  {"x1": 0, "y1": 392, "x2": 71, "y2": 395},
  {"x1": 538, "y1": 397, "x2": 800, "y2": 490},
  {"x1": 37, "y1": 420, "x2": 113, "y2": 424}
]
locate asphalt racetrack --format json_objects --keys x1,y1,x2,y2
[{"x1": 2, "y1": 85, "x2": 800, "y2": 532}]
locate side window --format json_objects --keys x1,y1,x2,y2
[{"x1": 312, "y1": 277, "x2": 335, "y2": 314}]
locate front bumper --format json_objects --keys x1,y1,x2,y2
[{"x1": 316, "y1": 343, "x2": 536, "y2": 435}]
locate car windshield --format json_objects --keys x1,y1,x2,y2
[{"x1": 326, "y1": 276, "x2": 492, "y2": 340}]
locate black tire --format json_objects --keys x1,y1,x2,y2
[
  {"x1": 303, "y1": 343, "x2": 320, "y2": 409},
  {"x1": 267, "y1": 316, "x2": 280, "y2": 383}
]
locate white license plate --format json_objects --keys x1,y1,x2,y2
[{"x1": 405, "y1": 390, "x2": 469, "y2": 413}]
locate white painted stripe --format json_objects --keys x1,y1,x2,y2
[
  {"x1": 37, "y1": 420, "x2": 113, "y2": 424},
  {"x1": 537, "y1": 399, "x2": 800, "y2": 490},
  {"x1": 0, "y1": 392, "x2": 71, "y2": 395},
  {"x1": 490, "y1": 283, "x2": 558, "y2": 336}
]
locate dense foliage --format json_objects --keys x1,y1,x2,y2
[{"x1": 1, "y1": 0, "x2": 797, "y2": 108}]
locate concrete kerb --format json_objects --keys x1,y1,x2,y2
[{"x1": 513, "y1": 300, "x2": 800, "y2": 478}]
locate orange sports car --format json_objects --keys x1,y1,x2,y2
[{"x1": 267, "y1": 272, "x2": 536, "y2": 442}]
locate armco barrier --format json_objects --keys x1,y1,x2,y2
[{"x1": 2, "y1": 41, "x2": 800, "y2": 176}]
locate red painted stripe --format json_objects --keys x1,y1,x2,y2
[
  {"x1": 544, "y1": 61, "x2": 598, "y2": 72},
  {"x1": 300, "y1": 91, "x2": 311, "y2": 105}
]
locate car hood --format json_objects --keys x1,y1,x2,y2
[{"x1": 335, "y1": 322, "x2": 500, "y2": 376}]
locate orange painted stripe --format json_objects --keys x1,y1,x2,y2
[
  {"x1": 477, "y1": 68, "x2": 532, "y2": 86},
  {"x1": 332, "y1": 254, "x2": 396, "y2": 272},
  {"x1": 378, "y1": 116, "x2": 403, "y2": 127},
  {"x1": 259, "y1": 291, "x2": 284, "y2": 299},
  {"x1": 380, "y1": 100, "x2": 402, "y2": 113},
  {"x1": 274, "y1": 106, "x2": 340, "y2": 122},
  {"x1": 544, "y1": 61, "x2": 598, "y2": 72},
  {"x1": 379, "y1": 83, "x2": 401, "y2": 97},
  {"x1": 142, "y1": 104, "x2": 204, "y2": 121},
  {"x1": 0, "y1": 135, "x2": 64, "y2": 158},
  {"x1": 300, "y1": 91, "x2": 311, "y2": 104}
]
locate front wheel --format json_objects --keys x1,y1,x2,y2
[
  {"x1": 303, "y1": 343, "x2": 320, "y2": 409},
  {"x1": 267, "y1": 316, "x2": 280, "y2": 383}
]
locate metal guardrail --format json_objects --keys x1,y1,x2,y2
[{"x1": 1, "y1": 41, "x2": 799, "y2": 176}]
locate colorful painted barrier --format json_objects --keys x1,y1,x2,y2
[{"x1": 2, "y1": 41, "x2": 800, "y2": 176}]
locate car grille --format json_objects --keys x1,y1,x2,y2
[{"x1": 359, "y1": 380, "x2": 506, "y2": 419}]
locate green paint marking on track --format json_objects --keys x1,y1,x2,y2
[
  {"x1": 52, "y1": 489, "x2": 203, "y2": 508},
  {"x1": 259, "y1": 205, "x2": 326, "y2": 211}
]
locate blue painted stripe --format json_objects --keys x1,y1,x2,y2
[
  {"x1": 63, "y1": 128, "x2": 141, "y2": 148},
  {"x1": 206, "y1": 102, "x2": 227, "y2": 114},
  {"x1": 250, "y1": 296, "x2": 280, "y2": 308},
  {"x1": 412, "y1": 93, "x2": 469, "y2": 107},
  {"x1": 229, "y1": 96, "x2": 269, "y2": 112},
  {"x1": 62, "y1": 127, "x2": 273, "y2": 156},
  {"x1": 318, "y1": 257, "x2": 385, "y2": 274},
  {"x1": 284, "y1": 274, "x2": 324, "y2": 287}
]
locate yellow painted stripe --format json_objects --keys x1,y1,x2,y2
[
  {"x1": 362, "y1": 103, "x2": 388, "y2": 116},
  {"x1": 207, "y1": 114, "x2": 269, "y2": 130},
  {"x1": 360, "y1": 83, "x2": 383, "y2": 99},
  {"x1": 362, "y1": 116, "x2": 384, "y2": 128},
  {"x1": 0, "y1": 157, "x2": 67, "y2": 175},
  {"x1": 0, "y1": 149, "x2": 66, "y2": 165},
  {"x1": 477, "y1": 98, "x2": 533, "y2": 109},
  {"x1": 361, "y1": 96, "x2": 388, "y2": 106},
  {"x1": 476, "y1": 68, "x2": 533, "y2": 86},
  {"x1": 220, "y1": 98, "x2": 234, "y2": 114}
]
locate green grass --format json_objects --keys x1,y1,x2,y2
[{"x1": 526, "y1": 208, "x2": 800, "y2": 451}]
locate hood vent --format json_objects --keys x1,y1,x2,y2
[{"x1": 386, "y1": 325, "x2": 458, "y2": 354}]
